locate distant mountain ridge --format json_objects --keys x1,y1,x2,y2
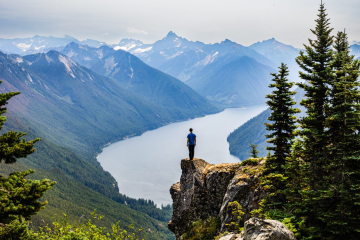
[
  {"x1": 0, "y1": 32, "x2": 278, "y2": 82},
  {"x1": 0, "y1": 35, "x2": 106, "y2": 55},
  {"x1": 4, "y1": 33, "x2": 358, "y2": 109},
  {"x1": 1, "y1": 33, "x2": 359, "y2": 67},
  {"x1": 127, "y1": 32, "x2": 276, "y2": 82},
  {"x1": 61, "y1": 42, "x2": 114, "y2": 68},
  {"x1": 187, "y1": 56, "x2": 275, "y2": 107},
  {"x1": 249, "y1": 38, "x2": 302, "y2": 82}
]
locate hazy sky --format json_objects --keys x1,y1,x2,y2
[{"x1": 0, "y1": 0, "x2": 359, "y2": 48}]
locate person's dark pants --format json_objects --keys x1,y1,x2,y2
[{"x1": 188, "y1": 145, "x2": 195, "y2": 160}]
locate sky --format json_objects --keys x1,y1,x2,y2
[{"x1": 0, "y1": 0, "x2": 359, "y2": 48}]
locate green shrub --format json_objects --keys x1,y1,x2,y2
[
  {"x1": 225, "y1": 201, "x2": 244, "y2": 233},
  {"x1": 181, "y1": 216, "x2": 220, "y2": 240},
  {"x1": 239, "y1": 158, "x2": 261, "y2": 167},
  {"x1": 34, "y1": 210, "x2": 144, "y2": 240}
]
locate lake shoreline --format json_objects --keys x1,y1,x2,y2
[
  {"x1": 97, "y1": 105, "x2": 266, "y2": 206},
  {"x1": 95, "y1": 107, "x2": 247, "y2": 158}
]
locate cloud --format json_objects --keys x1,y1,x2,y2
[
  {"x1": 102, "y1": 33, "x2": 109, "y2": 36},
  {"x1": 127, "y1": 27, "x2": 148, "y2": 35}
]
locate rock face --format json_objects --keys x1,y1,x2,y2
[
  {"x1": 218, "y1": 218, "x2": 296, "y2": 240},
  {"x1": 168, "y1": 158, "x2": 266, "y2": 238}
]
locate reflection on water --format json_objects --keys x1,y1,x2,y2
[{"x1": 97, "y1": 105, "x2": 267, "y2": 206}]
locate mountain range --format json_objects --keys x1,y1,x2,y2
[
  {"x1": 60, "y1": 35, "x2": 278, "y2": 107},
  {"x1": 60, "y1": 40, "x2": 275, "y2": 108},
  {"x1": 0, "y1": 35, "x2": 107, "y2": 55},
  {"x1": 130, "y1": 32, "x2": 276, "y2": 82},
  {"x1": 1, "y1": 32, "x2": 359, "y2": 67},
  {"x1": 3, "y1": 32, "x2": 359, "y2": 108},
  {"x1": 1, "y1": 50, "x2": 217, "y2": 160}
]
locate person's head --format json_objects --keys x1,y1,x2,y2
[{"x1": 189, "y1": 128, "x2": 193, "y2": 132}]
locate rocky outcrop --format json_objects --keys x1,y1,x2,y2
[
  {"x1": 168, "y1": 158, "x2": 267, "y2": 238},
  {"x1": 218, "y1": 218, "x2": 297, "y2": 240}
]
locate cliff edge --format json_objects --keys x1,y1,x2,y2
[{"x1": 168, "y1": 158, "x2": 266, "y2": 238}]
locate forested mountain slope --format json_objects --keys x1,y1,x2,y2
[
  {"x1": 227, "y1": 88, "x2": 305, "y2": 159},
  {"x1": 1, "y1": 107, "x2": 174, "y2": 239},
  {"x1": 1, "y1": 161, "x2": 173, "y2": 240}
]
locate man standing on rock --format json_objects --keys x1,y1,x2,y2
[{"x1": 187, "y1": 128, "x2": 196, "y2": 160}]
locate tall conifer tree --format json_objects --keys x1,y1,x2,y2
[
  {"x1": 322, "y1": 31, "x2": 360, "y2": 238},
  {"x1": 294, "y1": 2, "x2": 334, "y2": 234},
  {"x1": 261, "y1": 63, "x2": 300, "y2": 216}
]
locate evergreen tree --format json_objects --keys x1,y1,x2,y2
[
  {"x1": 294, "y1": 2, "x2": 334, "y2": 235},
  {"x1": 265, "y1": 64, "x2": 300, "y2": 172},
  {"x1": 0, "y1": 81, "x2": 56, "y2": 238},
  {"x1": 249, "y1": 142, "x2": 259, "y2": 158},
  {"x1": 322, "y1": 31, "x2": 360, "y2": 238},
  {"x1": 261, "y1": 63, "x2": 300, "y2": 217}
]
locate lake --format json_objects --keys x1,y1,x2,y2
[{"x1": 97, "y1": 105, "x2": 267, "y2": 206}]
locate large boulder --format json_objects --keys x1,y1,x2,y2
[{"x1": 218, "y1": 218, "x2": 296, "y2": 240}]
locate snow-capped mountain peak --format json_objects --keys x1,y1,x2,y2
[
  {"x1": 114, "y1": 38, "x2": 143, "y2": 51},
  {"x1": 166, "y1": 31, "x2": 178, "y2": 38}
]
